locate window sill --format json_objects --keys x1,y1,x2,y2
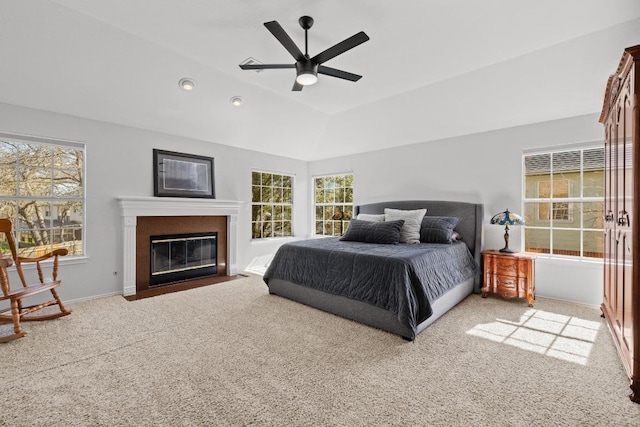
[
  {"x1": 16, "y1": 255, "x2": 89, "y2": 271},
  {"x1": 251, "y1": 236, "x2": 299, "y2": 244},
  {"x1": 531, "y1": 254, "x2": 603, "y2": 267}
]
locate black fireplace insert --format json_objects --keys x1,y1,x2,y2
[{"x1": 149, "y1": 232, "x2": 217, "y2": 286}]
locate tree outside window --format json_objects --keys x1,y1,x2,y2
[
  {"x1": 251, "y1": 171, "x2": 293, "y2": 239},
  {"x1": 537, "y1": 180, "x2": 570, "y2": 221},
  {"x1": 314, "y1": 174, "x2": 354, "y2": 236},
  {"x1": 523, "y1": 148, "x2": 604, "y2": 258},
  {"x1": 0, "y1": 136, "x2": 85, "y2": 257}
]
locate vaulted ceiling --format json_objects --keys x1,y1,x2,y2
[{"x1": 1, "y1": 1, "x2": 639, "y2": 161}]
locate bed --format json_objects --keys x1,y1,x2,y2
[{"x1": 263, "y1": 200, "x2": 483, "y2": 340}]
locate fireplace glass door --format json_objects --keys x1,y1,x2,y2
[{"x1": 150, "y1": 232, "x2": 217, "y2": 286}]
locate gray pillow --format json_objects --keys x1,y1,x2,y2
[
  {"x1": 340, "y1": 219, "x2": 404, "y2": 244},
  {"x1": 384, "y1": 208, "x2": 426, "y2": 244},
  {"x1": 356, "y1": 213, "x2": 385, "y2": 222},
  {"x1": 420, "y1": 216, "x2": 460, "y2": 244}
]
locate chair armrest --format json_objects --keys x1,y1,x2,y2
[
  {"x1": 16, "y1": 248, "x2": 69, "y2": 264},
  {"x1": 14, "y1": 249, "x2": 68, "y2": 284}
]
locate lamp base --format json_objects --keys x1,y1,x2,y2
[{"x1": 499, "y1": 225, "x2": 516, "y2": 253}]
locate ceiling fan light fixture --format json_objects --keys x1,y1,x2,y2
[
  {"x1": 296, "y1": 71, "x2": 318, "y2": 86},
  {"x1": 178, "y1": 78, "x2": 195, "y2": 91},
  {"x1": 295, "y1": 61, "x2": 318, "y2": 86}
]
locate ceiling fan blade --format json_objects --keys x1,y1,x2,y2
[
  {"x1": 264, "y1": 21, "x2": 305, "y2": 61},
  {"x1": 318, "y1": 65, "x2": 362, "y2": 82},
  {"x1": 311, "y1": 31, "x2": 369, "y2": 65},
  {"x1": 292, "y1": 81, "x2": 304, "y2": 91},
  {"x1": 239, "y1": 64, "x2": 295, "y2": 70}
]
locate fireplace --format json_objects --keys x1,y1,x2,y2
[
  {"x1": 117, "y1": 196, "x2": 241, "y2": 297},
  {"x1": 150, "y1": 232, "x2": 217, "y2": 286}
]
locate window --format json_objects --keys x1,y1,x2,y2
[
  {"x1": 0, "y1": 134, "x2": 85, "y2": 258},
  {"x1": 523, "y1": 147, "x2": 604, "y2": 258},
  {"x1": 314, "y1": 174, "x2": 354, "y2": 236},
  {"x1": 537, "y1": 180, "x2": 570, "y2": 221},
  {"x1": 251, "y1": 171, "x2": 293, "y2": 239}
]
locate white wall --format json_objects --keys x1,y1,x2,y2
[
  {"x1": 0, "y1": 102, "x2": 309, "y2": 302},
  {"x1": 0, "y1": 101, "x2": 606, "y2": 307},
  {"x1": 309, "y1": 113, "x2": 605, "y2": 306}
]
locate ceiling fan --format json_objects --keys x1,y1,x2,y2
[{"x1": 239, "y1": 16, "x2": 369, "y2": 91}]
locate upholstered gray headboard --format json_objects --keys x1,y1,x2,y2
[{"x1": 355, "y1": 200, "x2": 484, "y2": 289}]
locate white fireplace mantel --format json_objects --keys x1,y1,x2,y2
[{"x1": 117, "y1": 196, "x2": 242, "y2": 296}]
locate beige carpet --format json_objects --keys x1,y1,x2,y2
[{"x1": 1, "y1": 274, "x2": 639, "y2": 426}]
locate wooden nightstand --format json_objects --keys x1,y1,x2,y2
[{"x1": 481, "y1": 250, "x2": 536, "y2": 306}]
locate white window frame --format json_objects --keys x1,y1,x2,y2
[
  {"x1": 312, "y1": 173, "x2": 354, "y2": 237},
  {"x1": 0, "y1": 131, "x2": 86, "y2": 258},
  {"x1": 522, "y1": 145, "x2": 604, "y2": 259},
  {"x1": 250, "y1": 169, "x2": 294, "y2": 240}
]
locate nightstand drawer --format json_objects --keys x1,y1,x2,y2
[
  {"x1": 495, "y1": 276, "x2": 525, "y2": 298},
  {"x1": 494, "y1": 259, "x2": 522, "y2": 277},
  {"x1": 494, "y1": 259, "x2": 518, "y2": 276}
]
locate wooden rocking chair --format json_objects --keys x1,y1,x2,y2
[{"x1": 0, "y1": 218, "x2": 71, "y2": 343}]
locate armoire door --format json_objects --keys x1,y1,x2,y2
[
  {"x1": 620, "y1": 75, "x2": 635, "y2": 357},
  {"x1": 603, "y1": 115, "x2": 616, "y2": 318},
  {"x1": 615, "y1": 99, "x2": 625, "y2": 337}
]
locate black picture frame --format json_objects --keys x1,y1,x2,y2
[{"x1": 153, "y1": 149, "x2": 215, "y2": 198}]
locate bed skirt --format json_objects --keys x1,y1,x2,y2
[{"x1": 266, "y1": 276, "x2": 474, "y2": 340}]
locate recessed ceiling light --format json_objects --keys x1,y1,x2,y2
[
  {"x1": 230, "y1": 96, "x2": 243, "y2": 106},
  {"x1": 178, "y1": 78, "x2": 195, "y2": 91}
]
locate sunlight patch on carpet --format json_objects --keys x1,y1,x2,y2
[{"x1": 466, "y1": 308, "x2": 601, "y2": 365}]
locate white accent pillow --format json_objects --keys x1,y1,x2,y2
[
  {"x1": 356, "y1": 213, "x2": 385, "y2": 222},
  {"x1": 384, "y1": 208, "x2": 427, "y2": 244}
]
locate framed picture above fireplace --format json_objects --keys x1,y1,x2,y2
[{"x1": 153, "y1": 149, "x2": 215, "y2": 198}]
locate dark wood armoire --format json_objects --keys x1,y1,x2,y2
[{"x1": 600, "y1": 44, "x2": 640, "y2": 403}]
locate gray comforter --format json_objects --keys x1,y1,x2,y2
[{"x1": 263, "y1": 238, "x2": 478, "y2": 333}]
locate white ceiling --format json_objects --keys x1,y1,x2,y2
[{"x1": 1, "y1": 1, "x2": 639, "y2": 161}]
